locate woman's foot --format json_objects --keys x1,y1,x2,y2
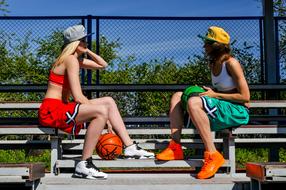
[
  {"x1": 74, "y1": 157, "x2": 108, "y2": 179},
  {"x1": 156, "y1": 140, "x2": 184, "y2": 160},
  {"x1": 124, "y1": 141, "x2": 155, "y2": 159},
  {"x1": 197, "y1": 151, "x2": 225, "y2": 179}
]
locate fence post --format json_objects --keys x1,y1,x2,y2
[
  {"x1": 95, "y1": 17, "x2": 100, "y2": 98},
  {"x1": 263, "y1": 0, "x2": 277, "y2": 84}
]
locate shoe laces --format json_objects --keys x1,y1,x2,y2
[
  {"x1": 86, "y1": 157, "x2": 100, "y2": 172},
  {"x1": 133, "y1": 141, "x2": 142, "y2": 150},
  {"x1": 169, "y1": 141, "x2": 181, "y2": 150},
  {"x1": 201, "y1": 154, "x2": 212, "y2": 171}
]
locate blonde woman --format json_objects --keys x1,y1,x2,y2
[{"x1": 38, "y1": 25, "x2": 154, "y2": 180}]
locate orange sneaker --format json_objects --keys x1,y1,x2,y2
[
  {"x1": 197, "y1": 151, "x2": 225, "y2": 179},
  {"x1": 156, "y1": 140, "x2": 184, "y2": 160}
]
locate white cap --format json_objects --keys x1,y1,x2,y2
[{"x1": 63, "y1": 24, "x2": 94, "y2": 45}]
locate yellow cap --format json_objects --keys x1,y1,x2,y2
[{"x1": 198, "y1": 26, "x2": 230, "y2": 45}]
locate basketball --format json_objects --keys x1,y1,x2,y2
[{"x1": 96, "y1": 133, "x2": 123, "y2": 160}]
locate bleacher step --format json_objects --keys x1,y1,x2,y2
[
  {"x1": 56, "y1": 159, "x2": 231, "y2": 169},
  {"x1": 41, "y1": 173, "x2": 250, "y2": 190}
]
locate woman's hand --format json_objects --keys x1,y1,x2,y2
[
  {"x1": 77, "y1": 45, "x2": 88, "y2": 55},
  {"x1": 79, "y1": 49, "x2": 108, "y2": 70},
  {"x1": 106, "y1": 120, "x2": 115, "y2": 134},
  {"x1": 200, "y1": 86, "x2": 217, "y2": 98}
]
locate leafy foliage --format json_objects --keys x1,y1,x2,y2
[
  {"x1": 0, "y1": 0, "x2": 9, "y2": 15},
  {"x1": 232, "y1": 42, "x2": 261, "y2": 84},
  {"x1": 0, "y1": 149, "x2": 50, "y2": 169},
  {"x1": 236, "y1": 148, "x2": 268, "y2": 169}
]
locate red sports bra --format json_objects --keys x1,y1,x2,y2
[
  {"x1": 49, "y1": 70, "x2": 71, "y2": 89},
  {"x1": 49, "y1": 70, "x2": 64, "y2": 86}
]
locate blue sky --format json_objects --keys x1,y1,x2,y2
[{"x1": 8, "y1": 0, "x2": 262, "y2": 17}]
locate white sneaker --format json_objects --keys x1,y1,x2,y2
[
  {"x1": 74, "y1": 157, "x2": 108, "y2": 179},
  {"x1": 124, "y1": 141, "x2": 155, "y2": 159}
]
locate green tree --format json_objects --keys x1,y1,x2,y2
[
  {"x1": 232, "y1": 42, "x2": 261, "y2": 84},
  {"x1": 0, "y1": 0, "x2": 9, "y2": 15},
  {"x1": 36, "y1": 30, "x2": 63, "y2": 71},
  {"x1": 275, "y1": 0, "x2": 286, "y2": 82},
  {"x1": 274, "y1": 0, "x2": 286, "y2": 16}
]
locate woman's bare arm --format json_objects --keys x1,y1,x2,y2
[{"x1": 65, "y1": 55, "x2": 89, "y2": 104}]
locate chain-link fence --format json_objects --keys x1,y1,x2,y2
[
  {"x1": 0, "y1": 16, "x2": 282, "y2": 117},
  {"x1": 276, "y1": 17, "x2": 286, "y2": 83},
  {"x1": 0, "y1": 16, "x2": 264, "y2": 85},
  {"x1": 97, "y1": 17, "x2": 263, "y2": 85}
]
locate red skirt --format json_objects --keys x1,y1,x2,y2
[{"x1": 38, "y1": 98, "x2": 85, "y2": 135}]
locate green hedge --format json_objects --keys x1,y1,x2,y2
[{"x1": 0, "y1": 149, "x2": 50, "y2": 169}]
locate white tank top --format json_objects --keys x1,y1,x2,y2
[{"x1": 211, "y1": 62, "x2": 236, "y2": 92}]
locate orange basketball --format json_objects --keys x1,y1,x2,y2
[{"x1": 96, "y1": 133, "x2": 123, "y2": 160}]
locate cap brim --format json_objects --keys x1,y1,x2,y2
[
  {"x1": 83, "y1": 32, "x2": 95, "y2": 38},
  {"x1": 197, "y1": 34, "x2": 216, "y2": 42},
  {"x1": 197, "y1": 34, "x2": 206, "y2": 40}
]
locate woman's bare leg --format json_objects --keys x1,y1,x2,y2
[
  {"x1": 87, "y1": 97, "x2": 154, "y2": 159},
  {"x1": 81, "y1": 118, "x2": 107, "y2": 160},
  {"x1": 169, "y1": 92, "x2": 184, "y2": 143},
  {"x1": 76, "y1": 103, "x2": 108, "y2": 160},
  {"x1": 156, "y1": 92, "x2": 184, "y2": 161},
  {"x1": 89, "y1": 97, "x2": 133, "y2": 146},
  {"x1": 187, "y1": 97, "x2": 216, "y2": 152}
]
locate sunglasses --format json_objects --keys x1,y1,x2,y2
[
  {"x1": 80, "y1": 38, "x2": 87, "y2": 43},
  {"x1": 204, "y1": 39, "x2": 216, "y2": 45}
]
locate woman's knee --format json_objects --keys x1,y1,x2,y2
[
  {"x1": 101, "y1": 96, "x2": 117, "y2": 109},
  {"x1": 187, "y1": 97, "x2": 202, "y2": 112},
  {"x1": 171, "y1": 92, "x2": 183, "y2": 104},
  {"x1": 90, "y1": 96, "x2": 117, "y2": 108},
  {"x1": 95, "y1": 106, "x2": 109, "y2": 121}
]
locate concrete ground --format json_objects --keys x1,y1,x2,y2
[{"x1": 36, "y1": 173, "x2": 250, "y2": 190}]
